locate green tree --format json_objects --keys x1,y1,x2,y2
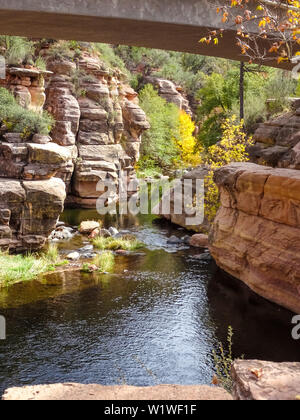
[
  {"x1": 196, "y1": 71, "x2": 239, "y2": 148},
  {"x1": 138, "y1": 84, "x2": 180, "y2": 171}
]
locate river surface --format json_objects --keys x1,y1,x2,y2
[{"x1": 0, "y1": 210, "x2": 299, "y2": 395}]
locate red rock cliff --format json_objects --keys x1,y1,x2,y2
[{"x1": 209, "y1": 162, "x2": 300, "y2": 314}]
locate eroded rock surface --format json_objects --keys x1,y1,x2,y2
[
  {"x1": 0, "y1": 177, "x2": 65, "y2": 251},
  {"x1": 232, "y1": 359, "x2": 300, "y2": 400},
  {"x1": 209, "y1": 162, "x2": 300, "y2": 313},
  {"x1": 250, "y1": 102, "x2": 300, "y2": 169},
  {"x1": 0, "y1": 66, "x2": 52, "y2": 112},
  {"x1": 0, "y1": 65, "x2": 69, "y2": 251},
  {"x1": 144, "y1": 76, "x2": 193, "y2": 116},
  {"x1": 45, "y1": 51, "x2": 149, "y2": 208},
  {"x1": 0, "y1": 46, "x2": 149, "y2": 250}
]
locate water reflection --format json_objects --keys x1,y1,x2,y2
[{"x1": 0, "y1": 211, "x2": 299, "y2": 395}]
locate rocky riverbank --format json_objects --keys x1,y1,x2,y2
[{"x1": 3, "y1": 359, "x2": 300, "y2": 400}]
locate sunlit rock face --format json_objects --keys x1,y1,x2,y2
[
  {"x1": 0, "y1": 66, "x2": 52, "y2": 112},
  {"x1": 209, "y1": 162, "x2": 300, "y2": 314},
  {"x1": 144, "y1": 76, "x2": 193, "y2": 117}
]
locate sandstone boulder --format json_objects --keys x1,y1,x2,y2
[
  {"x1": 79, "y1": 221, "x2": 100, "y2": 234},
  {"x1": 28, "y1": 143, "x2": 72, "y2": 165},
  {"x1": 155, "y1": 166, "x2": 210, "y2": 233},
  {"x1": 232, "y1": 359, "x2": 300, "y2": 400},
  {"x1": 0, "y1": 177, "x2": 65, "y2": 251}
]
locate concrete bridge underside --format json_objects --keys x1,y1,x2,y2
[{"x1": 0, "y1": 0, "x2": 294, "y2": 68}]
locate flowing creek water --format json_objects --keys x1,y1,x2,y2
[{"x1": 0, "y1": 210, "x2": 299, "y2": 395}]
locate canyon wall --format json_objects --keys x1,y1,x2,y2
[
  {"x1": 44, "y1": 50, "x2": 149, "y2": 208},
  {"x1": 0, "y1": 47, "x2": 149, "y2": 250},
  {"x1": 209, "y1": 162, "x2": 300, "y2": 314},
  {"x1": 0, "y1": 67, "x2": 67, "y2": 251}
]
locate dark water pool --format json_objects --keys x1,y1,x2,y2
[{"x1": 0, "y1": 211, "x2": 299, "y2": 395}]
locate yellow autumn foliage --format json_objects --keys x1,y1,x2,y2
[
  {"x1": 174, "y1": 111, "x2": 203, "y2": 167},
  {"x1": 204, "y1": 116, "x2": 253, "y2": 223}
]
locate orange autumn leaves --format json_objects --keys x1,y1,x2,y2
[{"x1": 200, "y1": 0, "x2": 300, "y2": 64}]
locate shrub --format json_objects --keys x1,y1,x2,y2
[
  {"x1": 93, "y1": 43, "x2": 130, "y2": 78},
  {"x1": 47, "y1": 41, "x2": 75, "y2": 60},
  {"x1": 0, "y1": 36, "x2": 34, "y2": 66},
  {"x1": 0, "y1": 88, "x2": 54, "y2": 136},
  {"x1": 206, "y1": 116, "x2": 253, "y2": 168},
  {"x1": 204, "y1": 116, "x2": 253, "y2": 222},
  {"x1": 34, "y1": 56, "x2": 47, "y2": 71},
  {"x1": 212, "y1": 326, "x2": 235, "y2": 393},
  {"x1": 115, "y1": 45, "x2": 170, "y2": 71}
]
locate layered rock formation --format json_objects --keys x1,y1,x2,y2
[
  {"x1": 0, "y1": 66, "x2": 52, "y2": 111},
  {"x1": 0, "y1": 45, "x2": 149, "y2": 250},
  {"x1": 0, "y1": 67, "x2": 68, "y2": 251},
  {"x1": 250, "y1": 100, "x2": 300, "y2": 169},
  {"x1": 209, "y1": 162, "x2": 300, "y2": 314},
  {"x1": 44, "y1": 51, "x2": 149, "y2": 208}
]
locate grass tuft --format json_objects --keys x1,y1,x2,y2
[
  {"x1": 93, "y1": 252, "x2": 115, "y2": 273},
  {"x1": 0, "y1": 245, "x2": 67, "y2": 287},
  {"x1": 92, "y1": 236, "x2": 144, "y2": 251}
]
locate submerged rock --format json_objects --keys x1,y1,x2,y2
[
  {"x1": 167, "y1": 235, "x2": 182, "y2": 244},
  {"x1": 78, "y1": 245, "x2": 94, "y2": 253},
  {"x1": 189, "y1": 234, "x2": 209, "y2": 248}
]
